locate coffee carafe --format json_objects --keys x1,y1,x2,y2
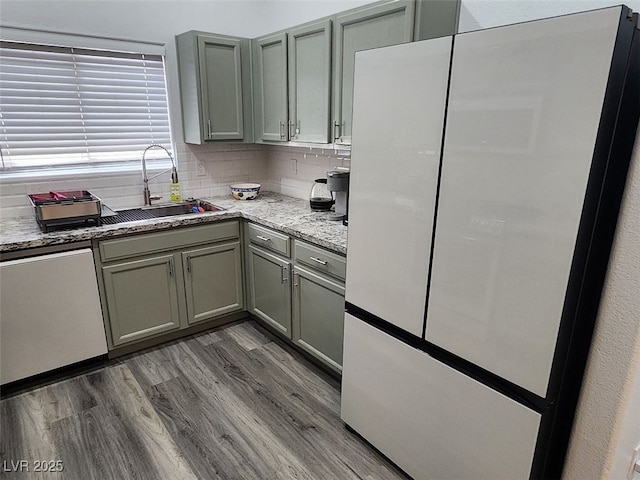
[{"x1": 309, "y1": 178, "x2": 334, "y2": 210}]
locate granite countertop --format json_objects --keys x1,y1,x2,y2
[{"x1": 0, "y1": 192, "x2": 348, "y2": 255}]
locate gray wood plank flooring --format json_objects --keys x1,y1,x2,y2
[{"x1": 1, "y1": 320, "x2": 407, "y2": 480}]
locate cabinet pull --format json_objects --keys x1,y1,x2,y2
[
  {"x1": 289, "y1": 120, "x2": 296, "y2": 139},
  {"x1": 256, "y1": 235, "x2": 271, "y2": 242},
  {"x1": 281, "y1": 266, "x2": 288, "y2": 283},
  {"x1": 293, "y1": 272, "x2": 299, "y2": 288},
  {"x1": 279, "y1": 121, "x2": 286, "y2": 140},
  {"x1": 186, "y1": 256, "x2": 192, "y2": 273},
  {"x1": 168, "y1": 258, "x2": 174, "y2": 277},
  {"x1": 309, "y1": 256, "x2": 328, "y2": 266},
  {"x1": 333, "y1": 121, "x2": 341, "y2": 142},
  {"x1": 207, "y1": 120, "x2": 212, "y2": 139}
]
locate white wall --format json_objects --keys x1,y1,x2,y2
[
  {"x1": 459, "y1": 2, "x2": 640, "y2": 479},
  {"x1": 610, "y1": 350, "x2": 640, "y2": 480},
  {"x1": 0, "y1": 0, "x2": 374, "y2": 41}
]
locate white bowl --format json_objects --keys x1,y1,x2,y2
[{"x1": 230, "y1": 183, "x2": 261, "y2": 200}]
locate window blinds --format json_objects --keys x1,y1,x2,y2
[{"x1": 0, "y1": 41, "x2": 172, "y2": 171}]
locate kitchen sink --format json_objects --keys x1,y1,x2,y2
[{"x1": 102, "y1": 199, "x2": 223, "y2": 225}]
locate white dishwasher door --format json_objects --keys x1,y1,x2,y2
[{"x1": 0, "y1": 248, "x2": 108, "y2": 384}]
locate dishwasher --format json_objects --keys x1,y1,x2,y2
[{"x1": 0, "y1": 248, "x2": 108, "y2": 385}]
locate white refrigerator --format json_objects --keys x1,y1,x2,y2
[{"x1": 341, "y1": 6, "x2": 639, "y2": 479}]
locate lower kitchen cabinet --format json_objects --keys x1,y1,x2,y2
[
  {"x1": 184, "y1": 242, "x2": 244, "y2": 325},
  {"x1": 246, "y1": 244, "x2": 292, "y2": 335},
  {"x1": 96, "y1": 219, "x2": 344, "y2": 370},
  {"x1": 293, "y1": 266, "x2": 345, "y2": 373},
  {"x1": 95, "y1": 221, "x2": 244, "y2": 350},
  {"x1": 245, "y1": 222, "x2": 346, "y2": 374},
  {"x1": 102, "y1": 254, "x2": 182, "y2": 346}
]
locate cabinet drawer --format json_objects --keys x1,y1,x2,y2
[
  {"x1": 247, "y1": 223, "x2": 291, "y2": 257},
  {"x1": 99, "y1": 221, "x2": 239, "y2": 262},
  {"x1": 294, "y1": 240, "x2": 346, "y2": 281}
]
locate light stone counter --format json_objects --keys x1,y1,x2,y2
[{"x1": 0, "y1": 193, "x2": 347, "y2": 255}]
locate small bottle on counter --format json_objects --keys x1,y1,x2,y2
[{"x1": 170, "y1": 183, "x2": 182, "y2": 203}]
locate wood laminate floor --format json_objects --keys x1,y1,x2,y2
[{"x1": 0, "y1": 320, "x2": 407, "y2": 479}]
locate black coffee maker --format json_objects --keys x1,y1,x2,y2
[{"x1": 326, "y1": 170, "x2": 350, "y2": 222}]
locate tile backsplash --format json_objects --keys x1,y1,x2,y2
[
  {"x1": 0, "y1": 143, "x2": 349, "y2": 219},
  {"x1": 263, "y1": 144, "x2": 351, "y2": 199}
]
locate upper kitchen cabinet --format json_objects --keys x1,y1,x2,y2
[
  {"x1": 332, "y1": 0, "x2": 460, "y2": 145},
  {"x1": 253, "y1": 33, "x2": 289, "y2": 142},
  {"x1": 176, "y1": 31, "x2": 253, "y2": 144},
  {"x1": 288, "y1": 21, "x2": 332, "y2": 143},
  {"x1": 332, "y1": 0, "x2": 415, "y2": 145},
  {"x1": 253, "y1": 20, "x2": 332, "y2": 144}
]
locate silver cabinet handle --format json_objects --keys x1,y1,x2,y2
[
  {"x1": 256, "y1": 235, "x2": 271, "y2": 242},
  {"x1": 279, "y1": 121, "x2": 286, "y2": 140},
  {"x1": 168, "y1": 258, "x2": 174, "y2": 277},
  {"x1": 293, "y1": 272, "x2": 299, "y2": 288},
  {"x1": 281, "y1": 266, "x2": 288, "y2": 283},
  {"x1": 289, "y1": 120, "x2": 296, "y2": 139},
  {"x1": 333, "y1": 121, "x2": 341, "y2": 142},
  {"x1": 207, "y1": 119, "x2": 212, "y2": 139},
  {"x1": 309, "y1": 256, "x2": 327, "y2": 266},
  {"x1": 186, "y1": 256, "x2": 192, "y2": 273}
]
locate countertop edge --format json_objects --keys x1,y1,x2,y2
[{"x1": 0, "y1": 195, "x2": 347, "y2": 256}]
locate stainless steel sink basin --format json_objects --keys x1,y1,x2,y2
[
  {"x1": 144, "y1": 203, "x2": 204, "y2": 217},
  {"x1": 102, "y1": 199, "x2": 223, "y2": 225}
]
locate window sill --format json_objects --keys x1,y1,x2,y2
[{"x1": 0, "y1": 161, "x2": 172, "y2": 184}]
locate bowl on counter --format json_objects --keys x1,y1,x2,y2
[{"x1": 230, "y1": 183, "x2": 261, "y2": 200}]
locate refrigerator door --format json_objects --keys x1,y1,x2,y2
[
  {"x1": 425, "y1": 8, "x2": 622, "y2": 396},
  {"x1": 341, "y1": 313, "x2": 541, "y2": 480},
  {"x1": 346, "y1": 37, "x2": 451, "y2": 337}
]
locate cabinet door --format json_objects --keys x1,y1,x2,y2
[
  {"x1": 183, "y1": 242, "x2": 244, "y2": 325},
  {"x1": 103, "y1": 254, "x2": 181, "y2": 346},
  {"x1": 333, "y1": 0, "x2": 414, "y2": 145},
  {"x1": 292, "y1": 266, "x2": 345, "y2": 373},
  {"x1": 288, "y1": 20, "x2": 332, "y2": 143},
  {"x1": 197, "y1": 35, "x2": 244, "y2": 140},
  {"x1": 253, "y1": 33, "x2": 288, "y2": 141},
  {"x1": 247, "y1": 245, "x2": 292, "y2": 336}
]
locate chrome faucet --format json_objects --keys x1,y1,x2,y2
[{"x1": 141, "y1": 144, "x2": 179, "y2": 206}]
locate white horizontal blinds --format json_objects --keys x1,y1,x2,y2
[{"x1": 0, "y1": 41, "x2": 171, "y2": 170}]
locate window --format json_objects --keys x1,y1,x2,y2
[{"x1": 0, "y1": 41, "x2": 172, "y2": 175}]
